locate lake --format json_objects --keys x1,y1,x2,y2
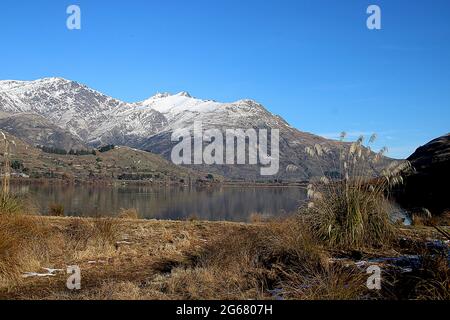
[{"x1": 11, "y1": 184, "x2": 307, "y2": 222}]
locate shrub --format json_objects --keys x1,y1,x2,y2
[
  {"x1": 98, "y1": 145, "x2": 115, "y2": 153},
  {"x1": 10, "y1": 160, "x2": 24, "y2": 171}
]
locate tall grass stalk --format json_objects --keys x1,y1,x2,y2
[
  {"x1": 0, "y1": 131, "x2": 22, "y2": 216},
  {"x1": 304, "y1": 133, "x2": 411, "y2": 249}
]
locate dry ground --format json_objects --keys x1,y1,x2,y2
[
  {"x1": 0, "y1": 215, "x2": 448, "y2": 300},
  {"x1": 0, "y1": 217, "x2": 259, "y2": 300}
]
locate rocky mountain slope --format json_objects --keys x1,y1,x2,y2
[
  {"x1": 0, "y1": 77, "x2": 384, "y2": 180},
  {"x1": 397, "y1": 133, "x2": 450, "y2": 215},
  {"x1": 0, "y1": 112, "x2": 87, "y2": 151},
  {"x1": 0, "y1": 78, "x2": 167, "y2": 147}
]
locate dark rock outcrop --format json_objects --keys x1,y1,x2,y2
[{"x1": 398, "y1": 134, "x2": 450, "y2": 215}]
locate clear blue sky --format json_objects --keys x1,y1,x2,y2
[{"x1": 0, "y1": 0, "x2": 449, "y2": 158}]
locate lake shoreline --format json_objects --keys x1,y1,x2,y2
[{"x1": 10, "y1": 177, "x2": 308, "y2": 188}]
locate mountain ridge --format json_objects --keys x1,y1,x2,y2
[{"x1": 0, "y1": 77, "x2": 386, "y2": 180}]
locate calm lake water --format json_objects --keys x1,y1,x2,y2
[{"x1": 11, "y1": 184, "x2": 307, "y2": 222}]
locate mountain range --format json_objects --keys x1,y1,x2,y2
[{"x1": 0, "y1": 77, "x2": 375, "y2": 180}]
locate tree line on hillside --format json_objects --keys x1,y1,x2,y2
[{"x1": 38, "y1": 144, "x2": 116, "y2": 156}]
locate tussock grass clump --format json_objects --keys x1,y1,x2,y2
[
  {"x1": 0, "y1": 132, "x2": 54, "y2": 287},
  {"x1": 49, "y1": 203, "x2": 65, "y2": 217},
  {"x1": 0, "y1": 214, "x2": 53, "y2": 287},
  {"x1": 198, "y1": 228, "x2": 269, "y2": 285},
  {"x1": 304, "y1": 133, "x2": 409, "y2": 249},
  {"x1": 0, "y1": 223, "x2": 21, "y2": 281},
  {"x1": 63, "y1": 216, "x2": 122, "y2": 248},
  {"x1": 64, "y1": 218, "x2": 94, "y2": 250},
  {"x1": 61, "y1": 217, "x2": 124, "y2": 261},
  {"x1": 92, "y1": 217, "x2": 122, "y2": 247},
  {"x1": 161, "y1": 266, "x2": 266, "y2": 300},
  {"x1": 118, "y1": 208, "x2": 140, "y2": 220},
  {"x1": 415, "y1": 258, "x2": 450, "y2": 300},
  {"x1": 152, "y1": 226, "x2": 286, "y2": 299},
  {"x1": 263, "y1": 218, "x2": 369, "y2": 300},
  {"x1": 262, "y1": 218, "x2": 327, "y2": 272},
  {"x1": 281, "y1": 264, "x2": 368, "y2": 300},
  {"x1": 0, "y1": 194, "x2": 24, "y2": 216},
  {"x1": 187, "y1": 213, "x2": 200, "y2": 222},
  {"x1": 162, "y1": 228, "x2": 271, "y2": 299},
  {"x1": 413, "y1": 243, "x2": 450, "y2": 300},
  {"x1": 0, "y1": 134, "x2": 25, "y2": 216}
]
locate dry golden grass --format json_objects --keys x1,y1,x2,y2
[
  {"x1": 249, "y1": 212, "x2": 273, "y2": 223},
  {"x1": 280, "y1": 264, "x2": 368, "y2": 300},
  {"x1": 92, "y1": 217, "x2": 122, "y2": 247},
  {"x1": 0, "y1": 214, "x2": 447, "y2": 301},
  {"x1": 0, "y1": 213, "x2": 125, "y2": 291},
  {"x1": 0, "y1": 195, "x2": 23, "y2": 216},
  {"x1": 260, "y1": 218, "x2": 369, "y2": 300},
  {"x1": 82, "y1": 281, "x2": 144, "y2": 300},
  {"x1": 0, "y1": 223, "x2": 21, "y2": 282},
  {"x1": 118, "y1": 208, "x2": 139, "y2": 220},
  {"x1": 415, "y1": 258, "x2": 450, "y2": 300},
  {"x1": 150, "y1": 226, "x2": 271, "y2": 300},
  {"x1": 0, "y1": 214, "x2": 53, "y2": 288},
  {"x1": 158, "y1": 217, "x2": 369, "y2": 301},
  {"x1": 411, "y1": 209, "x2": 450, "y2": 228},
  {"x1": 412, "y1": 240, "x2": 450, "y2": 300},
  {"x1": 60, "y1": 217, "x2": 123, "y2": 261}
]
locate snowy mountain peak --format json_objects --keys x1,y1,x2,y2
[
  {"x1": 175, "y1": 91, "x2": 192, "y2": 98},
  {"x1": 1, "y1": 76, "x2": 289, "y2": 145},
  {"x1": 39, "y1": 77, "x2": 70, "y2": 83},
  {"x1": 233, "y1": 99, "x2": 263, "y2": 107},
  {"x1": 0, "y1": 77, "x2": 166, "y2": 145},
  {"x1": 151, "y1": 92, "x2": 172, "y2": 99}
]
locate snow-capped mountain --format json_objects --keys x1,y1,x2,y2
[
  {"x1": 135, "y1": 91, "x2": 343, "y2": 179},
  {"x1": 136, "y1": 92, "x2": 290, "y2": 132},
  {"x1": 0, "y1": 78, "x2": 167, "y2": 147},
  {"x1": 0, "y1": 77, "x2": 350, "y2": 179}
]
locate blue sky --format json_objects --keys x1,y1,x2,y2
[{"x1": 0, "y1": 0, "x2": 449, "y2": 158}]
